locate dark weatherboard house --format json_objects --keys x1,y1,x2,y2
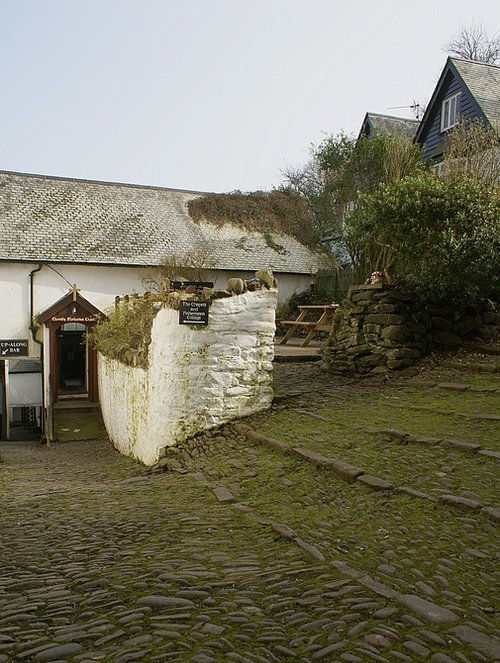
[{"x1": 415, "y1": 57, "x2": 500, "y2": 164}]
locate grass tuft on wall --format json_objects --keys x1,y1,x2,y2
[{"x1": 90, "y1": 298, "x2": 159, "y2": 369}]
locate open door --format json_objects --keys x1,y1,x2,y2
[{"x1": 38, "y1": 291, "x2": 102, "y2": 403}]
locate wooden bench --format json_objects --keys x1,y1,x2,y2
[
  {"x1": 276, "y1": 320, "x2": 318, "y2": 335},
  {"x1": 277, "y1": 304, "x2": 339, "y2": 347},
  {"x1": 280, "y1": 321, "x2": 318, "y2": 328}
]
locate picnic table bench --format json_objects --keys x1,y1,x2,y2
[{"x1": 277, "y1": 304, "x2": 339, "y2": 347}]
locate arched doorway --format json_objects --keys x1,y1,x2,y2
[{"x1": 38, "y1": 291, "x2": 102, "y2": 403}]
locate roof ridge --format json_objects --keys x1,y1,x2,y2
[
  {"x1": 0, "y1": 169, "x2": 211, "y2": 196},
  {"x1": 366, "y1": 112, "x2": 419, "y2": 122},
  {"x1": 450, "y1": 56, "x2": 500, "y2": 70}
]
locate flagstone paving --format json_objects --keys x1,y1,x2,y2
[{"x1": 0, "y1": 350, "x2": 498, "y2": 662}]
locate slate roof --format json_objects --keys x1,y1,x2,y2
[
  {"x1": 0, "y1": 171, "x2": 322, "y2": 274},
  {"x1": 452, "y1": 58, "x2": 500, "y2": 129},
  {"x1": 358, "y1": 113, "x2": 419, "y2": 141}
]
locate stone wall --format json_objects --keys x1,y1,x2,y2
[
  {"x1": 99, "y1": 289, "x2": 276, "y2": 465},
  {"x1": 324, "y1": 284, "x2": 498, "y2": 375}
]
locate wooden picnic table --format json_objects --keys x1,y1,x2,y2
[{"x1": 278, "y1": 304, "x2": 339, "y2": 347}]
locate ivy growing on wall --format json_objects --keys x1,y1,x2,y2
[{"x1": 188, "y1": 190, "x2": 319, "y2": 249}]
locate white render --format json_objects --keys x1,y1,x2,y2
[
  {"x1": 0, "y1": 262, "x2": 149, "y2": 358},
  {"x1": 8, "y1": 372, "x2": 43, "y2": 407},
  {"x1": 98, "y1": 289, "x2": 276, "y2": 465},
  {"x1": 0, "y1": 261, "x2": 310, "y2": 358}
]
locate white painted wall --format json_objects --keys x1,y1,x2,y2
[
  {"x1": 9, "y1": 372, "x2": 43, "y2": 407},
  {"x1": 99, "y1": 289, "x2": 276, "y2": 465},
  {"x1": 0, "y1": 262, "x2": 148, "y2": 358},
  {"x1": 0, "y1": 261, "x2": 312, "y2": 360}
]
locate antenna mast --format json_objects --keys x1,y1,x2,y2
[{"x1": 387, "y1": 101, "x2": 422, "y2": 120}]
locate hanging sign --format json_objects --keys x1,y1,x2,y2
[
  {"x1": 179, "y1": 301, "x2": 210, "y2": 326},
  {"x1": 0, "y1": 339, "x2": 29, "y2": 357}
]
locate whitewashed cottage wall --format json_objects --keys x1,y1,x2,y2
[
  {"x1": 98, "y1": 289, "x2": 276, "y2": 465},
  {"x1": 0, "y1": 262, "x2": 310, "y2": 353}
]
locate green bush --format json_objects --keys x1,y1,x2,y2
[
  {"x1": 282, "y1": 131, "x2": 427, "y2": 281},
  {"x1": 349, "y1": 173, "x2": 500, "y2": 305},
  {"x1": 90, "y1": 298, "x2": 159, "y2": 368}
]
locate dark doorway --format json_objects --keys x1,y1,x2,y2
[
  {"x1": 58, "y1": 325, "x2": 87, "y2": 394},
  {"x1": 9, "y1": 406, "x2": 42, "y2": 440},
  {"x1": 38, "y1": 291, "x2": 101, "y2": 405}
]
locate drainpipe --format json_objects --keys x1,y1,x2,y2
[
  {"x1": 28, "y1": 264, "x2": 46, "y2": 440},
  {"x1": 0, "y1": 359, "x2": 7, "y2": 439},
  {"x1": 29, "y1": 263, "x2": 43, "y2": 345}
]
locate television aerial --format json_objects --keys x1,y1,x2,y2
[{"x1": 387, "y1": 101, "x2": 423, "y2": 120}]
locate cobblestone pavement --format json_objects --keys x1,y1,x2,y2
[{"x1": 0, "y1": 354, "x2": 499, "y2": 662}]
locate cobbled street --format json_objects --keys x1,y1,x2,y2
[{"x1": 0, "y1": 353, "x2": 499, "y2": 663}]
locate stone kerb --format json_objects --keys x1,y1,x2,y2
[
  {"x1": 324, "y1": 284, "x2": 498, "y2": 375},
  {"x1": 99, "y1": 289, "x2": 276, "y2": 465}
]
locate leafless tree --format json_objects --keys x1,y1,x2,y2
[
  {"x1": 444, "y1": 24, "x2": 500, "y2": 64},
  {"x1": 140, "y1": 245, "x2": 217, "y2": 297}
]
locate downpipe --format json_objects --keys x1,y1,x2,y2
[{"x1": 28, "y1": 264, "x2": 47, "y2": 440}]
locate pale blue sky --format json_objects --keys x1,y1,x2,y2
[{"x1": 1, "y1": 0, "x2": 499, "y2": 192}]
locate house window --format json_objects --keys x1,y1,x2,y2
[
  {"x1": 441, "y1": 93, "x2": 460, "y2": 132},
  {"x1": 432, "y1": 161, "x2": 446, "y2": 177}
]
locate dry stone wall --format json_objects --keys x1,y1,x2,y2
[
  {"x1": 99, "y1": 289, "x2": 276, "y2": 465},
  {"x1": 325, "y1": 284, "x2": 498, "y2": 375}
]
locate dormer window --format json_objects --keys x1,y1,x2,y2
[{"x1": 441, "y1": 92, "x2": 460, "y2": 132}]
